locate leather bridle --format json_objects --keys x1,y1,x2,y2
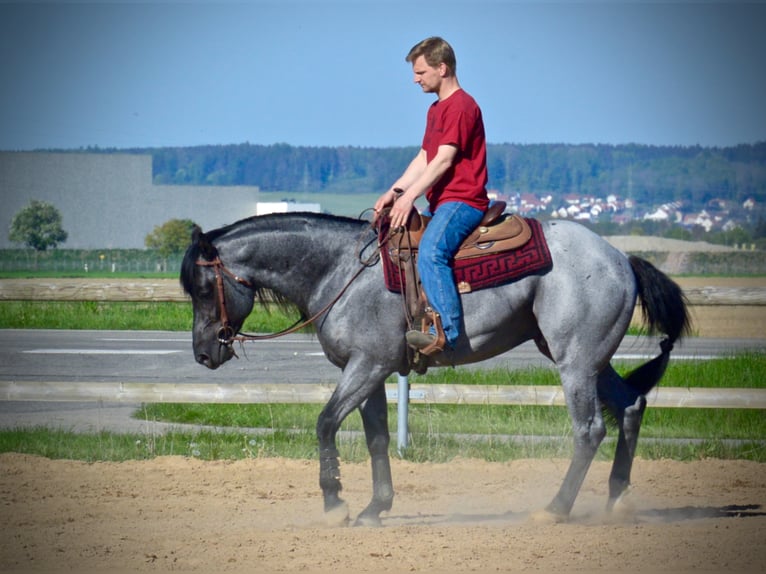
[
  {"x1": 195, "y1": 257, "x2": 254, "y2": 345},
  {"x1": 195, "y1": 254, "x2": 372, "y2": 346}
]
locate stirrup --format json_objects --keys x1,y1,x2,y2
[{"x1": 407, "y1": 310, "x2": 446, "y2": 356}]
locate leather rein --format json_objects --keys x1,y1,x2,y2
[{"x1": 195, "y1": 231, "x2": 380, "y2": 346}]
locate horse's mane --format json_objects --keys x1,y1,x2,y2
[
  {"x1": 180, "y1": 211, "x2": 370, "y2": 308},
  {"x1": 204, "y1": 211, "x2": 367, "y2": 241}
]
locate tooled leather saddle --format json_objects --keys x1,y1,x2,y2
[{"x1": 378, "y1": 201, "x2": 552, "y2": 359}]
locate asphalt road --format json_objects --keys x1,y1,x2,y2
[
  {"x1": 0, "y1": 329, "x2": 763, "y2": 433},
  {"x1": 2, "y1": 329, "x2": 764, "y2": 386}
]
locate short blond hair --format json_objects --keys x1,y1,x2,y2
[{"x1": 406, "y1": 36, "x2": 456, "y2": 74}]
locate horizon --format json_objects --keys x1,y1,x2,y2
[{"x1": 5, "y1": 139, "x2": 766, "y2": 154}]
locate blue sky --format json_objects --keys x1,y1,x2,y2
[{"x1": 1, "y1": 1, "x2": 765, "y2": 150}]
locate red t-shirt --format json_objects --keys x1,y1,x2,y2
[{"x1": 421, "y1": 89, "x2": 489, "y2": 213}]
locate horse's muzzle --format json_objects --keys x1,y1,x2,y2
[
  {"x1": 195, "y1": 352, "x2": 217, "y2": 369},
  {"x1": 195, "y1": 343, "x2": 234, "y2": 369}
]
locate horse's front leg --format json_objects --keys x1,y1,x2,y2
[
  {"x1": 355, "y1": 384, "x2": 394, "y2": 527},
  {"x1": 316, "y1": 359, "x2": 391, "y2": 526},
  {"x1": 316, "y1": 394, "x2": 352, "y2": 526}
]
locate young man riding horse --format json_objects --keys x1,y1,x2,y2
[{"x1": 374, "y1": 37, "x2": 489, "y2": 356}]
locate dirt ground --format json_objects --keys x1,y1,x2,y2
[
  {"x1": 1, "y1": 453, "x2": 764, "y2": 573},
  {"x1": 683, "y1": 304, "x2": 766, "y2": 339},
  {"x1": 650, "y1": 276, "x2": 766, "y2": 339}
]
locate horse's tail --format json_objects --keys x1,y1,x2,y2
[{"x1": 624, "y1": 255, "x2": 692, "y2": 395}]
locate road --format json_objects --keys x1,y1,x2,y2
[
  {"x1": 0, "y1": 329, "x2": 763, "y2": 433},
  {"x1": 1, "y1": 328, "x2": 764, "y2": 386}
]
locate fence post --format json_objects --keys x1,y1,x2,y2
[{"x1": 396, "y1": 374, "x2": 409, "y2": 456}]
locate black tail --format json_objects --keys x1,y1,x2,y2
[
  {"x1": 629, "y1": 256, "x2": 691, "y2": 344},
  {"x1": 624, "y1": 256, "x2": 692, "y2": 395}
]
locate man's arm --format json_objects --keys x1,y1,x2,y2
[
  {"x1": 386, "y1": 144, "x2": 457, "y2": 229},
  {"x1": 373, "y1": 149, "x2": 428, "y2": 218}
]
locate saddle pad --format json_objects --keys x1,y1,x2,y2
[{"x1": 382, "y1": 217, "x2": 552, "y2": 294}]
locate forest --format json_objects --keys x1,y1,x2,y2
[{"x1": 119, "y1": 141, "x2": 766, "y2": 210}]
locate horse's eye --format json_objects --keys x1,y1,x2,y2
[{"x1": 197, "y1": 283, "x2": 215, "y2": 300}]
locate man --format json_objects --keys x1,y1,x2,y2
[{"x1": 374, "y1": 36, "x2": 489, "y2": 354}]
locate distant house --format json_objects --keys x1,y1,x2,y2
[
  {"x1": 683, "y1": 210, "x2": 715, "y2": 232},
  {"x1": 518, "y1": 193, "x2": 547, "y2": 215}
]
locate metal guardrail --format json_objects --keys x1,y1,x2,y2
[
  {"x1": 0, "y1": 279, "x2": 188, "y2": 302},
  {"x1": 1, "y1": 278, "x2": 765, "y2": 305},
  {"x1": 2, "y1": 381, "x2": 764, "y2": 409}
]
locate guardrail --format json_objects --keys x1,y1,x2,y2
[
  {"x1": 1, "y1": 278, "x2": 765, "y2": 305},
  {"x1": 0, "y1": 279, "x2": 188, "y2": 302},
  {"x1": 2, "y1": 381, "x2": 764, "y2": 409}
]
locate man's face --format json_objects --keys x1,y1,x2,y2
[{"x1": 411, "y1": 55, "x2": 443, "y2": 94}]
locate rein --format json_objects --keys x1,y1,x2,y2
[{"x1": 195, "y1": 228, "x2": 381, "y2": 346}]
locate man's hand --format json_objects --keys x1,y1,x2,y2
[
  {"x1": 372, "y1": 189, "x2": 396, "y2": 223},
  {"x1": 387, "y1": 193, "x2": 414, "y2": 230}
]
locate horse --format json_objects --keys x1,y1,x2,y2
[{"x1": 180, "y1": 211, "x2": 690, "y2": 526}]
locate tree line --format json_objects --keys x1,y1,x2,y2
[{"x1": 122, "y1": 141, "x2": 766, "y2": 208}]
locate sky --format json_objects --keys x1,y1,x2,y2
[{"x1": 1, "y1": 1, "x2": 765, "y2": 151}]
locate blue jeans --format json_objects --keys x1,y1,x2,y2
[{"x1": 418, "y1": 201, "x2": 485, "y2": 348}]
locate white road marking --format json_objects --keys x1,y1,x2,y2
[
  {"x1": 24, "y1": 349, "x2": 181, "y2": 355},
  {"x1": 101, "y1": 338, "x2": 190, "y2": 343},
  {"x1": 613, "y1": 353, "x2": 718, "y2": 361},
  {"x1": 100, "y1": 337, "x2": 311, "y2": 344}
]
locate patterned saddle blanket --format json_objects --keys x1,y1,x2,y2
[{"x1": 380, "y1": 213, "x2": 552, "y2": 294}]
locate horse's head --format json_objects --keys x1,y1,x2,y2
[{"x1": 180, "y1": 225, "x2": 255, "y2": 369}]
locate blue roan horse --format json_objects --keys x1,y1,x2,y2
[{"x1": 180, "y1": 212, "x2": 690, "y2": 526}]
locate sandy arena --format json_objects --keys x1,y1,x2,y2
[{"x1": 1, "y1": 453, "x2": 764, "y2": 573}]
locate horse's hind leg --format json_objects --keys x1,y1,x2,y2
[
  {"x1": 608, "y1": 395, "x2": 647, "y2": 512},
  {"x1": 355, "y1": 384, "x2": 395, "y2": 527},
  {"x1": 597, "y1": 365, "x2": 647, "y2": 512},
  {"x1": 536, "y1": 367, "x2": 606, "y2": 522}
]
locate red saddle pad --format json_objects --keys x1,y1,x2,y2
[{"x1": 381, "y1": 217, "x2": 552, "y2": 293}]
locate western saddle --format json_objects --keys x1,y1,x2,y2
[{"x1": 382, "y1": 200, "x2": 531, "y2": 360}]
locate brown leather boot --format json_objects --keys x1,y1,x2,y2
[{"x1": 405, "y1": 311, "x2": 445, "y2": 356}]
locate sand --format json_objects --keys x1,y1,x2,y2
[{"x1": 1, "y1": 453, "x2": 763, "y2": 573}]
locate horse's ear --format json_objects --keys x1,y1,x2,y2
[
  {"x1": 193, "y1": 225, "x2": 218, "y2": 260},
  {"x1": 191, "y1": 225, "x2": 204, "y2": 244}
]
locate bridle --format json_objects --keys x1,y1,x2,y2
[
  {"x1": 195, "y1": 257, "x2": 254, "y2": 345},
  {"x1": 195, "y1": 250, "x2": 374, "y2": 347}
]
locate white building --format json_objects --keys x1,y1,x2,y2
[{"x1": 256, "y1": 201, "x2": 321, "y2": 215}]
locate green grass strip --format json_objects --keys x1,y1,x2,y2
[{"x1": 0, "y1": 300, "x2": 298, "y2": 332}]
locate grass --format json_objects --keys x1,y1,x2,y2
[
  {"x1": 0, "y1": 300, "x2": 299, "y2": 332},
  {"x1": 0, "y1": 293, "x2": 647, "y2": 334},
  {"x1": 0, "y1": 428, "x2": 319, "y2": 463},
  {"x1": 134, "y1": 355, "x2": 765, "y2": 460},
  {"x1": 1, "y1": 355, "x2": 763, "y2": 463}
]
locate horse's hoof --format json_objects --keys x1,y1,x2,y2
[
  {"x1": 528, "y1": 508, "x2": 568, "y2": 524},
  {"x1": 609, "y1": 487, "x2": 636, "y2": 517},
  {"x1": 323, "y1": 501, "x2": 350, "y2": 527},
  {"x1": 354, "y1": 512, "x2": 383, "y2": 528}
]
